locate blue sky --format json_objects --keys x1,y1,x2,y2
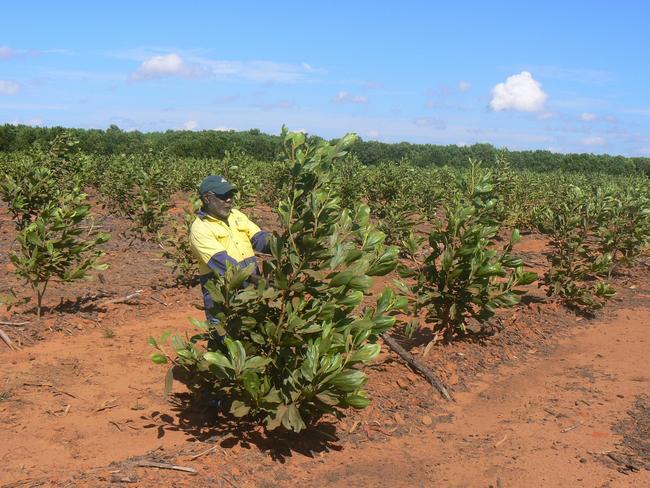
[{"x1": 1, "y1": 1, "x2": 649, "y2": 156}]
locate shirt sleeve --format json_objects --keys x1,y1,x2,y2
[
  {"x1": 251, "y1": 230, "x2": 271, "y2": 253},
  {"x1": 232, "y1": 209, "x2": 262, "y2": 240}
]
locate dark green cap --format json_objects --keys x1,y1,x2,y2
[{"x1": 198, "y1": 175, "x2": 236, "y2": 197}]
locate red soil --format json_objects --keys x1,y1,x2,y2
[{"x1": 1, "y1": 201, "x2": 649, "y2": 487}]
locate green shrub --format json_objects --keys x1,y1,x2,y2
[
  {"x1": 399, "y1": 162, "x2": 537, "y2": 340},
  {"x1": 535, "y1": 186, "x2": 616, "y2": 312},
  {"x1": 151, "y1": 127, "x2": 404, "y2": 432},
  {"x1": 0, "y1": 139, "x2": 110, "y2": 318}
]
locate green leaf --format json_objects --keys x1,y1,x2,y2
[
  {"x1": 244, "y1": 356, "x2": 271, "y2": 370},
  {"x1": 230, "y1": 400, "x2": 251, "y2": 417},
  {"x1": 283, "y1": 403, "x2": 306, "y2": 432},
  {"x1": 344, "y1": 393, "x2": 370, "y2": 409},
  {"x1": 316, "y1": 390, "x2": 340, "y2": 406},
  {"x1": 164, "y1": 366, "x2": 174, "y2": 397},
  {"x1": 348, "y1": 343, "x2": 381, "y2": 363},
  {"x1": 204, "y1": 351, "x2": 233, "y2": 369},
  {"x1": 510, "y1": 228, "x2": 522, "y2": 245},
  {"x1": 151, "y1": 353, "x2": 168, "y2": 364},
  {"x1": 330, "y1": 369, "x2": 367, "y2": 392}
]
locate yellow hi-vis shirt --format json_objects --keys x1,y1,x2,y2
[{"x1": 190, "y1": 208, "x2": 262, "y2": 275}]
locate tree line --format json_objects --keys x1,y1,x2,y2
[{"x1": 1, "y1": 123, "x2": 648, "y2": 176}]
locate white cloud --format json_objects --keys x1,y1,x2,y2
[
  {"x1": 126, "y1": 50, "x2": 320, "y2": 84},
  {"x1": 490, "y1": 71, "x2": 548, "y2": 112},
  {"x1": 458, "y1": 80, "x2": 472, "y2": 92},
  {"x1": 183, "y1": 120, "x2": 198, "y2": 130},
  {"x1": 332, "y1": 91, "x2": 368, "y2": 104},
  {"x1": 413, "y1": 117, "x2": 446, "y2": 129},
  {"x1": 25, "y1": 117, "x2": 44, "y2": 126},
  {"x1": 581, "y1": 136, "x2": 605, "y2": 146},
  {"x1": 207, "y1": 60, "x2": 317, "y2": 83},
  {"x1": 10, "y1": 117, "x2": 43, "y2": 126},
  {"x1": 130, "y1": 53, "x2": 207, "y2": 81},
  {"x1": 581, "y1": 112, "x2": 597, "y2": 121},
  {"x1": 366, "y1": 130, "x2": 380, "y2": 139},
  {"x1": 0, "y1": 80, "x2": 21, "y2": 95},
  {"x1": 213, "y1": 126, "x2": 236, "y2": 132},
  {"x1": 0, "y1": 46, "x2": 16, "y2": 59}
]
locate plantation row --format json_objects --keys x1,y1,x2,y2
[
  {"x1": 1, "y1": 129, "x2": 649, "y2": 432},
  {"x1": 2, "y1": 123, "x2": 650, "y2": 176}
]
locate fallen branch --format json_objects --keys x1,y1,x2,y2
[
  {"x1": 188, "y1": 445, "x2": 220, "y2": 461},
  {"x1": 99, "y1": 290, "x2": 143, "y2": 307},
  {"x1": 561, "y1": 421, "x2": 584, "y2": 433},
  {"x1": 493, "y1": 434, "x2": 508, "y2": 448},
  {"x1": 0, "y1": 329, "x2": 18, "y2": 350},
  {"x1": 381, "y1": 332, "x2": 453, "y2": 401},
  {"x1": 23, "y1": 382, "x2": 80, "y2": 400},
  {"x1": 95, "y1": 399, "x2": 119, "y2": 412},
  {"x1": 149, "y1": 296, "x2": 169, "y2": 307},
  {"x1": 0, "y1": 321, "x2": 30, "y2": 326},
  {"x1": 136, "y1": 460, "x2": 197, "y2": 475}
]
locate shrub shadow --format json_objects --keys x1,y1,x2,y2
[{"x1": 151, "y1": 387, "x2": 342, "y2": 463}]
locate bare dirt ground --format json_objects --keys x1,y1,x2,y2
[{"x1": 1, "y1": 199, "x2": 649, "y2": 487}]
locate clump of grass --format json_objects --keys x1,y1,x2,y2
[
  {"x1": 103, "y1": 328, "x2": 116, "y2": 339},
  {"x1": 0, "y1": 390, "x2": 13, "y2": 402}
]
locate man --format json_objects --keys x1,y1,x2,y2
[{"x1": 190, "y1": 175, "x2": 270, "y2": 326}]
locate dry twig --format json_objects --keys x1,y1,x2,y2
[
  {"x1": 188, "y1": 445, "x2": 220, "y2": 461},
  {"x1": 493, "y1": 434, "x2": 508, "y2": 448},
  {"x1": 149, "y1": 296, "x2": 169, "y2": 307},
  {"x1": 0, "y1": 329, "x2": 18, "y2": 350},
  {"x1": 0, "y1": 321, "x2": 30, "y2": 326},
  {"x1": 136, "y1": 460, "x2": 197, "y2": 475},
  {"x1": 99, "y1": 290, "x2": 143, "y2": 307},
  {"x1": 561, "y1": 421, "x2": 584, "y2": 433}
]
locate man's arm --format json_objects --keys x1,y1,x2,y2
[
  {"x1": 234, "y1": 209, "x2": 271, "y2": 254},
  {"x1": 251, "y1": 230, "x2": 271, "y2": 254},
  {"x1": 206, "y1": 251, "x2": 240, "y2": 275}
]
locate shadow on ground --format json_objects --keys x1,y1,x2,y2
[{"x1": 150, "y1": 391, "x2": 343, "y2": 463}]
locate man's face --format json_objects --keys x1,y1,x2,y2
[{"x1": 203, "y1": 191, "x2": 234, "y2": 220}]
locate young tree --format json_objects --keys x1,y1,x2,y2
[
  {"x1": 0, "y1": 136, "x2": 109, "y2": 318},
  {"x1": 151, "y1": 128, "x2": 404, "y2": 432},
  {"x1": 399, "y1": 161, "x2": 537, "y2": 340}
]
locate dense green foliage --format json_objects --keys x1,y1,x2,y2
[
  {"x1": 1, "y1": 124, "x2": 649, "y2": 432},
  {"x1": 399, "y1": 162, "x2": 538, "y2": 340},
  {"x1": 0, "y1": 135, "x2": 109, "y2": 317},
  {"x1": 150, "y1": 129, "x2": 404, "y2": 432},
  {"x1": 2, "y1": 123, "x2": 649, "y2": 176},
  {"x1": 534, "y1": 185, "x2": 650, "y2": 312}
]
